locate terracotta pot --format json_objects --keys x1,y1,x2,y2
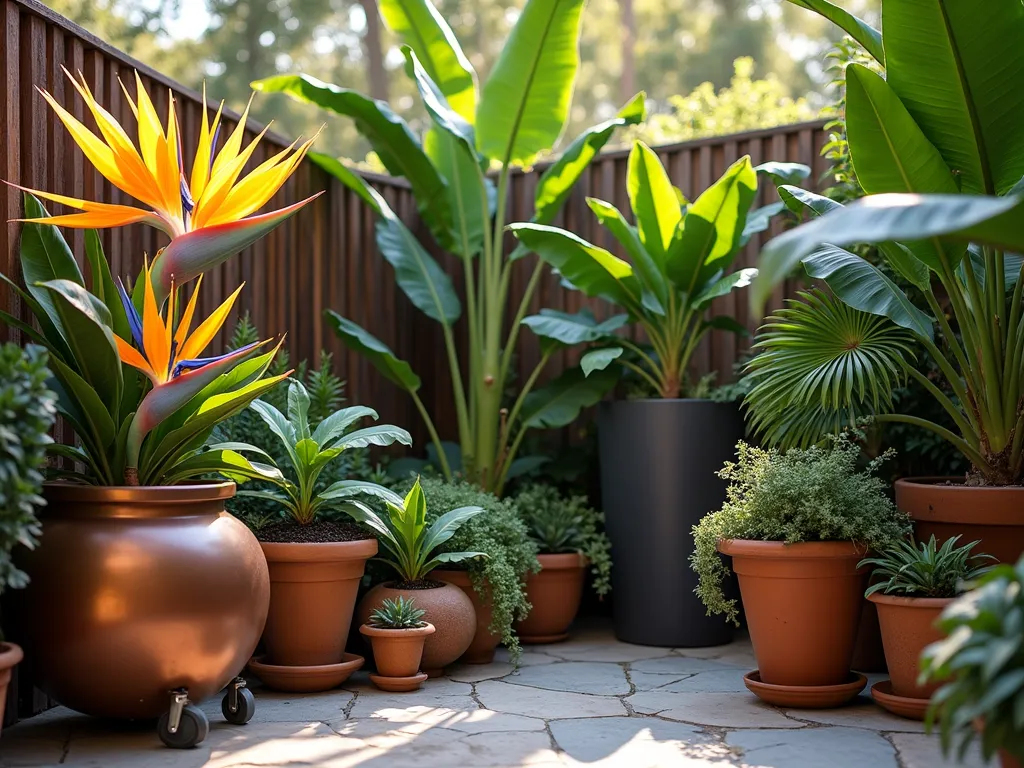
[
  {"x1": 434, "y1": 570, "x2": 500, "y2": 664},
  {"x1": 718, "y1": 539, "x2": 868, "y2": 687},
  {"x1": 895, "y1": 478, "x2": 1024, "y2": 564},
  {"x1": 516, "y1": 553, "x2": 587, "y2": 644},
  {"x1": 1001, "y1": 750, "x2": 1023, "y2": 768},
  {"x1": 0, "y1": 643, "x2": 23, "y2": 733},
  {"x1": 359, "y1": 622, "x2": 435, "y2": 677},
  {"x1": 260, "y1": 537, "x2": 377, "y2": 668},
  {"x1": 12, "y1": 483, "x2": 268, "y2": 719},
  {"x1": 357, "y1": 582, "x2": 475, "y2": 676},
  {"x1": 851, "y1": 599, "x2": 888, "y2": 673},
  {"x1": 868, "y1": 593, "x2": 952, "y2": 700}
]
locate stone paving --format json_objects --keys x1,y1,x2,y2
[{"x1": 0, "y1": 622, "x2": 987, "y2": 767}]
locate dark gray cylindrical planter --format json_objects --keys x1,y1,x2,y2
[{"x1": 599, "y1": 399, "x2": 742, "y2": 647}]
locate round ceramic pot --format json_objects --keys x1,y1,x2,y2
[
  {"x1": 0, "y1": 643, "x2": 23, "y2": 734},
  {"x1": 260, "y1": 537, "x2": 377, "y2": 668},
  {"x1": 868, "y1": 593, "x2": 952, "y2": 700},
  {"x1": 357, "y1": 582, "x2": 475, "y2": 676},
  {"x1": 516, "y1": 553, "x2": 588, "y2": 644},
  {"x1": 12, "y1": 483, "x2": 268, "y2": 719},
  {"x1": 895, "y1": 478, "x2": 1024, "y2": 564},
  {"x1": 434, "y1": 570, "x2": 500, "y2": 664},
  {"x1": 359, "y1": 622, "x2": 435, "y2": 677},
  {"x1": 718, "y1": 539, "x2": 868, "y2": 687}
]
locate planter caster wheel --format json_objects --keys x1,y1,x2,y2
[
  {"x1": 222, "y1": 677, "x2": 255, "y2": 725},
  {"x1": 157, "y1": 688, "x2": 209, "y2": 749}
]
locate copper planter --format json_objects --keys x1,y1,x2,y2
[{"x1": 11, "y1": 482, "x2": 269, "y2": 720}]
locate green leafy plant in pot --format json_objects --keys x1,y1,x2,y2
[
  {"x1": 858, "y1": 535, "x2": 992, "y2": 719},
  {"x1": 510, "y1": 140, "x2": 802, "y2": 648},
  {"x1": 241, "y1": 379, "x2": 411, "y2": 692},
  {"x1": 692, "y1": 433, "x2": 911, "y2": 707},
  {"x1": 513, "y1": 483, "x2": 610, "y2": 644},
  {"x1": 0, "y1": 344, "x2": 56, "y2": 733},
  {"x1": 746, "y1": 0, "x2": 1024, "y2": 564},
  {"x1": 920, "y1": 557, "x2": 1024, "y2": 768},
  {"x1": 3, "y1": 73, "x2": 318, "y2": 745},
  {"x1": 254, "y1": 0, "x2": 645, "y2": 496},
  {"x1": 355, "y1": 478, "x2": 485, "y2": 677},
  {"x1": 359, "y1": 596, "x2": 435, "y2": 692}
]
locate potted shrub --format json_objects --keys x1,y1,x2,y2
[
  {"x1": 355, "y1": 478, "x2": 484, "y2": 677},
  {"x1": 0, "y1": 344, "x2": 56, "y2": 733},
  {"x1": 920, "y1": 558, "x2": 1024, "y2": 768},
  {"x1": 240, "y1": 379, "x2": 410, "y2": 692},
  {"x1": 359, "y1": 596, "x2": 435, "y2": 692},
  {"x1": 691, "y1": 434, "x2": 911, "y2": 707},
  {"x1": 513, "y1": 483, "x2": 611, "y2": 644},
  {"x1": 6, "y1": 74, "x2": 318, "y2": 747},
  {"x1": 859, "y1": 536, "x2": 993, "y2": 719},
  {"x1": 747, "y1": 0, "x2": 1024, "y2": 563},
  {"x1": 510, "y1": 141, "x2": 800, "y2": 647},
  {"x1": 401, "y1": 477, "x2": 539, "y2": 665}
]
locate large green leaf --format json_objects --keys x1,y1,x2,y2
[
  {"x1": 402, "y1": 47, "x2": 475, "y2": 155},
  {"x1": 326, "y1": 311, "x2": 422, "y2": 392},
  {"x1": 521, "y1": 308, "x2": 627, "y2": 347},
  {"x1": 801, "y1": 245, "x2": 935, "y2": 340},
  {"x1": 508, "y1": 224, "x2": 645, "y2": 313},
  {"x1": 777, "y1": 186, "x2": 843, "y2": 218},
  {"x1": 476, "y1": 0, "x2": 585, "y2": 165},
  {"x1": 580, "y1": 347, "x2": 623, "y2": 376},
  {"x1": 627, "y1": 141, "x2": 680, "y2": 264},
  {"x1": 785, "y1": 0, "x2": 884, "y2": 65},
  {"x1": 692, "y1": 268, "x2": 758, "y2": 310},
  {"x1": 586, "y1": 197, "x2": 667, "y2": 311},
  {"x1": 751, "y1": 192, "x2": 1024, "y2": 314},
  {"x1": 883, "y1": 0, "x2": 1024, "y2": 195},
  {"x1": 253, "y1": 74, "x2": 452, "y2": 247},
  {"x1": 313, "y1": 153, "x2": 461, "y2": 324},
  {"x1": 319, "y1": 479, "x2": 405, "y2": 507},
  {"x1": 84, "y1": 230, "x2": 131, "y2": 343},
  {"x1": 421, "y1": 505, "x2": 485, "y2": 554},
  {"x1": 668, "y1": 155, "x2": 757, "y2": 291},
  {"x1": 46, "y1": 353, "x2": 116, "y2": 451},
  {"x1": 334, "y1": 424, "x2": 412, "y2": 450},
  {"x1": 312, "y1": 405, "x2": 379, "y2": 449},
  {"x1": 753, "y1": 162, "x2": 811, "y2": 186},
  {"x1": 379, "y1": 0, "x2": 477, "y2": 121},
  {"x1": 162, "y1": 449, "x2": 283, "y2": 486},
  {"x1": 20, "y1": 194, "x2": 85, "y2": 332},
  {"x1": 521, "y1": 365, "x2": 618, "y2": 429}
]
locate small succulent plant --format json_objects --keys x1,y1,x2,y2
[
  {"x1": 860, "y1": 535, "x2": 995, "y2": 599},
  {"x1": 369, "y1": 596, "x2": 427, "y2": 629}
]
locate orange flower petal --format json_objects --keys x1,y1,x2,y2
[
  {"x1": 141, "y1": 263, "x2": 171, "y2": 384},
  {"x1": 178, "y1": 283, "x2": 243, "y2": 361},
  {"x1": 115, "y1": 335, "x2": 158, "y2": 383},
  {"x1": 174, "y1": 275, "x2": 203, "y2": 349}
]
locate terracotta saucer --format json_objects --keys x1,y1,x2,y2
[
  {"x1": 248, "y1": 653, "x2": 364, "y2": 693},
  {"x1": 743, "y1": 670, "x2": 867, "y2": 709},
  {"x1": 369, "y1": 672, "x2": 428, "y2": 692},
  {"x1": 520, "y1": 632, "x2": 569, "y2": 645},
  {"x1": 871, "y1": 680, "x2": 931, "y2": 720}
]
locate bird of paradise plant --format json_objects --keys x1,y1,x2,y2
[{"x1": 0, "y1": 70, "x2": 320, "y2": 486}]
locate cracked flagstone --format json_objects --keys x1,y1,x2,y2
[
  {"x1": 505, "y1": 661, "x2": 630, "y2": 696},
  {"x1": 728, "y1": 726, "x2": 897, "y2": 767},
  {"x1": 551, "y1": 716, "x2": 732, "y2": 767},
  {"x1": 475, "y1": 679, "x2": 627, "y2": 719}
]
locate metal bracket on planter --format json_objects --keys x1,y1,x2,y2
[
  {"x1": 226, "y1": 677, "x2": 246, "y2": 715},
  {"x1": 166, "y1": 688, "x2": 189, "y2": 734}
]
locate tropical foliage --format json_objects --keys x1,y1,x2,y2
[
  {"x1": 511, "y1": 140, "x2": 802, "y2": 398},
  {"x1": 691, "y1": 433, "x2": 911, "y2": 623},
  {"x1": 859, "y1": 535, "x2": 993, "y2": 599},
  {"x1": 746, "y1": 0, "x2": 1024, "y2": 486},
  {"x1": 0, "y1": 344, "x2": 56, "y2": 594},
  {"x1": 255, "y1": 0, "x2": 645, "y2": 495},
  {"x1": 920, "y1": 557, "x2": 1024, "y2": 762},
  {"x1": 1, "y1": 72, "x2": 316, "y2": 486}
]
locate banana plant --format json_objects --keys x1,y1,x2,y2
[
  {"x1": 254, "y1": 0, "x2": 644, "y2": 495},
  {"x1": 511, "y1": 141, "x2": 803, "y2": 399},
  {"x1": 241, "y1": 379, "x2": 412, "y2": 525},
  {"x1": 746, "y1": 0, "x2": 1024, "y2": 485}
]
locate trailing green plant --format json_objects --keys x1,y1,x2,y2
[
  {"x1": 368, "y1": 596, "x2": 428, "y2": 630},
  {"x1": 0, "y1": 344, "x2": 56, "y2": 596},
  {"x1": 403, "y1": 476, "x2": 539, "y2": 660},
  {"x1": 510, "y1": 141, "x2": 803, "y2": 399},
  {"x1": 240, "y1": 379, "x2": 411, "y2": 526},
  {"x1": 747, "y1": 0, "x2": 1024, "y2": 486},
  {"x1": 514, "y1": 483, "x2": 611, "y2": 597},
  {"x1": 255, "y1": 0, "x2": 646, "y2": 495},
  {"x1": 691, "y1": 433, "x2": 911, "y2": 623},
  {"x1": 859, "y1": 535, "x2": 994, "y2": 599},
  {"x1": 348, "y1": 477, "x2": 484, "y2": 583},
  {"x1": 919, "y1": 558, "x2": 1024, "y2": 762}
]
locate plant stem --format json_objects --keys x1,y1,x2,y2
[
  {"x1": 874, "y1": 413, "x2": 990, "y2": 473},
  {"x1": 499, "y1": 259, "x2": 545, "y2": 388},
  {"x1": 410, "y1": 388, "x2": 452, "y2": 479}
]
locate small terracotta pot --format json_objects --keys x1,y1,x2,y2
[
  {"x1": 260, "y1": 538, "x2": 378, "y2": 668},
  {"x1": 434, "y1": 570, "x2": 500, "y2": 664},
  {"x1": 516, "y1": 553, "x2": 587, "y2": 644},
  {"x1": 718, "y1": 539, "x2": 868, "y2": 687},
  {"x1": 895, "y1": 478, "x2": 1024, "y2": 564},
  {"x1": 1001, "y1": 750, "x2": 1023, "y2": 768},
  {"x1": 0, "y1": 643, "x2": 23, "y2": 734},
  {"x1": 868, "y1": 593, "x2": 952, "y2": 700},
  {"x1": 357, "y1": 582, "x2": 475, "y2": 676},
  {"x1": 359, "y1": 623, "x2": 435, "y2": 678}
]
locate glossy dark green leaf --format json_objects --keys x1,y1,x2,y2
[
  {"x1": 693, "y1": 268, "x2": 758, "y2": 309},
  {"x1": 326, "y1": 311, "x2": 422, "y2": 392},
  {"x1": 521, "y1": 365, "x2": 618, "y2": 429},
  {"x1": 84, "y1": 230, "x2": 131, "y2": 343},
  {"x1": 580, "y1": 347, "x2": 623, "y2": 376},
  {"x1": 785, "y1": 0, "x2": 884, "y2": 64},
  {"x1": 20, "y1": 194, "x2": 85, "y2": 330},
  {"x1": 586, "y1": 196, "x2": 667, "y2": 311},
  {"x1": 521, "y1": 308, "x2": 627, "y2": 347},
  {"x1": 753, "y1": 162, "x2": 811, "y2": 186}
]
